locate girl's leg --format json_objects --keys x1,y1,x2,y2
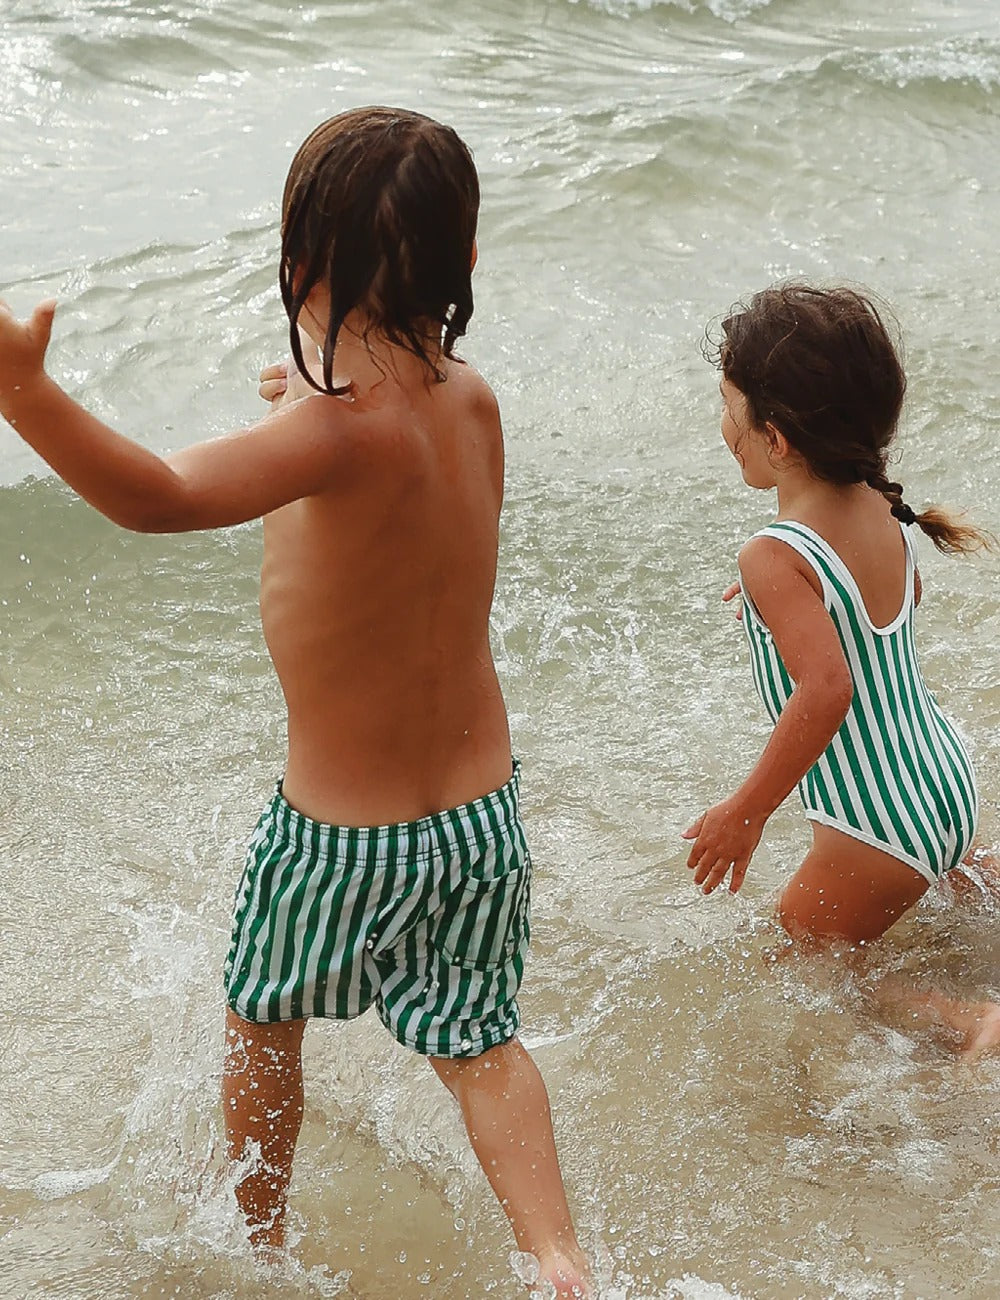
[
  {"x1": 222, "y1": 1007, "x2": 307, "y2": 1249},
  {"x1": 429, "y1": 1039, "x2": 591, "y2": 1299},
  {"x1": 880, "y1": 985, "x2": 1000, "y2": 1062},
  {"x1": 777, "y1": 824, "x2": 928, "y2": 945},
  {"x1": 945, "y1": 842, "x2": 1000, "y2": 905},
  {"x1": 778, "y1": 825, "x2": 1000, "y2": 1058}
]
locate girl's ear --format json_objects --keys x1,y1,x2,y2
[
  {"x1": 765, "y1": 422, "x2": 793, "y2": 462},
  {"x1": 470, "y1": 239, "x2": 478, "y2": 272}
]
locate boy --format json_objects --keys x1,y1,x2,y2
[{"x1": 0, "y1": 106, "x2": 590, "y2": 1297}]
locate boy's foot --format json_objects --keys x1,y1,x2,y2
[
  {"x1": 511, "y1": 1250, "x2": 592, "y2": 1299},
  {"x1": 536, "y1": 1251, "x2": 593, "y2": 1299}
]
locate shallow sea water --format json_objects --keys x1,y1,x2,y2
[{"x1": 2, "y1": 1, "x2": 1000, "y2": 1296}]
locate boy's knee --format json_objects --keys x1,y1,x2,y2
[
  {"x1": 223, "y1": 1010, "x2": 306, "y2": 1076},
  {"x1": 428, "y1": 1041, "x2": 502, "y2": 1093}
]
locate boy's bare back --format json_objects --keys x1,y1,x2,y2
[{"x1": 262, "y1": 338, "x2": 512, "y2": 827}]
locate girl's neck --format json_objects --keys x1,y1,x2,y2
[{"x1": 773, "y1": 469, "x2": 870, "y2": 523}]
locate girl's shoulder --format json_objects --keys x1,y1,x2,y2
[{"x1": 738, "y1": 526, "x2": 827, "y2": 603}]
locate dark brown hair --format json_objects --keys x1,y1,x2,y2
[
  {"x1": 280, "y1": 106, "x2": 479, "y2": 394},
  {"x1": 709, "y1": 283, "x2": 990, "y2": 554}
]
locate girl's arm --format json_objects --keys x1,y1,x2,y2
[
  {"x1": 683, "y1": 535, "x2": 854, "y2": 895},
  {"x1": 0, "y1": 300, "x2": 348, "y2": 532}
]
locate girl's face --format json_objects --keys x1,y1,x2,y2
[{"x1": 720, "y1": 377, "x2": 778, "y2": 489}]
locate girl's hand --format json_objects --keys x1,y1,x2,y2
[
  {"x1": 258, "y1": 358, "x2": 321, "y2": 410},
  {"x1": 258, "y1": 361, "x2": 288, "y2": 406},
  {"x1": 722, "y1": 580, "x2": 743, "y2": 622},
  {"x1": 682, "y1": 798, "x2": 766, "y2": 894},
  {"x1": 0, "y1": 299, "x2": 57, "y2": 402}
]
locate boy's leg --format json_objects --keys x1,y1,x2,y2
[
  {"x1": 430, "y1": 1039, "x2": 591, "y2": 1298},
  {"x1": 222, "y1": 1006, "x2": 307, "y2": 1249}
]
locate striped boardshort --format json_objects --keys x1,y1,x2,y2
[{"x1": 223, "y1": 763, "x2": 531, "y2": 1058}]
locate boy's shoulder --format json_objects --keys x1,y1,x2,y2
[
  {"x1": 279, "y1": 356, "x2": 502, "y2": 470},
  {"x1": 443, "y1": 355, "x2": 501, "y2": 417}
]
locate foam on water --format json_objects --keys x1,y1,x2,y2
[{"x1": 826, "y1": 37, "x2": 1000, "y2": 92}]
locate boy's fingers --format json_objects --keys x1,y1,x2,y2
[
  {"x1": 722, "y1": 582, "x2": 741, "y2": 602},
  {"x1": 692, "y1": 850, "x2": 718, "y2": 884},
  {"x1": 681, "y1": 816, "x2": 704, "y2": 841},
  {"x1": 28, "y1": 300, "x2": 56, "y2": 349},
  {"x1": 258, "y1": 362, "x2": 289, "y2": 403}
]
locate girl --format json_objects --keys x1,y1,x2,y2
[{"x1": 683, "y1": 283, "x2": 1000, "y2": 1056}]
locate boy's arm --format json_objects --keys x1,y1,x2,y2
[
  {"x1": 682, "y1": 536, "x2": 854, "y2": 894},
  {"x1": 0, "y1": 300, "x2": 346, "y2": 532}
]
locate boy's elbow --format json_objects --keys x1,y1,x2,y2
[{"x1": 109, "y1": 489, "x2": 200, "y2": 534}]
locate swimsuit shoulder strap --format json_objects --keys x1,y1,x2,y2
[
  {"x1": 748, "y1": 519, "x2": 914, "y2": 632},
  {"x1": 747, "y1": 520, "x2": 841, "y2": 603}
]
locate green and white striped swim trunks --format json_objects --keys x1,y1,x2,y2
[{"x1": 223, "y1": 762, "x2": 531, "y2": 1058}]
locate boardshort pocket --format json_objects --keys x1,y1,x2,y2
[{"x1": 431, "y1": 854, "x2": 531, "y2": 972}]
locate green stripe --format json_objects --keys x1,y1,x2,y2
[
  {"x1": 809, "y1": 560, "x2": 908, "y2": 848},
  {"x1": 883, "y1": 624, "x2": 954, "y2": 851},
  {"x1": 239, "y1": 799, "x2": 298, "y2": 1019},
  {"x1": 274, "y1": 812, "x2": 322, "y2": 1020},
  {"x1": 256, "y1": 801, "x2": 309, "y2": 1021},
  {"x1": 821, "y1": 744, "x2": 859, "y2": 827},
  {"x1": 862, "y1": 627, "x2": 937, "y2": 863},
  {"x1": 898, "y1": 617, "x2": 975, "y2": 845}
]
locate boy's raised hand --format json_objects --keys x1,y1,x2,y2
[
  {"x1": 0, "y1": 299, "x2": 57, "y2": 402},
  {"x1": 258, "y1": 356, "x2": 323, "y2": 409},
  {"x1": 259, "y1": 328, "x2": 326, "y2": 409}
]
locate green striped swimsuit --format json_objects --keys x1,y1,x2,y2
[
  {"x1": 224, "y1": 762, "x2": 530, "y2": 1057},
  {"x1": 741, "y1": 521, "x2": 977, "y2": 883}
]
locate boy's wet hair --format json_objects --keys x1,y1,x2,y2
[
  {"x1": 708, "y1": 283, "x2": 990, "y2": 554},
  {"x1": 280, "y1": 106, "x2": 479, "y2": 393}
]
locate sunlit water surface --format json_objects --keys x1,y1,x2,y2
[{"x1": 2, "y1": 1, "x2": 999, "y2": 1296}]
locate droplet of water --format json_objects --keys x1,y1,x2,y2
[{"x1": 509, "y1": 1250, "x2": 541, "y2": 1285}]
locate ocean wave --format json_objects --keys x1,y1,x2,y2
[
  {"x1": 844, "y1": 37, "x2": 1000, "y2": 92},
  {"x1": 567, "y1": 0, "x2": 774, "y2": 20}
]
